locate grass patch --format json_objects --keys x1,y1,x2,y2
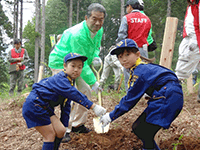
[{"x1": 0, "y1": 86, "x2": 32, "y2": 104}]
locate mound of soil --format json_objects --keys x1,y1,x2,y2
[
  {"x1": 1, "y1": 92, "x2": 200, "y2": 150},
  {"x1": 63, "y1": 129, "x2": 142, "y2": 150}
]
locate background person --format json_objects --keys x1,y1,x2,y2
[
  {"x1": 7, "y1": 39, "x2": 29, "y2": 96},
  {"x1": 99, "y1": 45, "x2": 123, "y2": 91},
  {"x1": 48, "y1": 3, "x2": 106, "y2": 142},
  {"x1": 50, "y1": 34, "x2": 62, "y2": 53},
  {"x1": 115, "y1": 0, "x2": 152, "y2": 92},
  {"x1": 100, "y1": 39, "x2": 183, "y2": 150},
  {"x1": 175, "y1": 0, "x2": 200, "y2": 102}
]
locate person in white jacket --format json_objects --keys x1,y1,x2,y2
[
  {"x1": 100, "y1": 45, "x2": 123, "y2": 91},
  {"x1": 175, "y1": 0, "x2": 200, "y2": 102}
]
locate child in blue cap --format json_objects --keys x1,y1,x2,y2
[
  {"x1": 100, "y1": 39, "x2": 184, "y2": 150},
  {"x1": 22, "y1": 53, "x2": 106, "y2": 150}
]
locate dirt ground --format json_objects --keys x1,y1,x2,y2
[{"x1": 1, "y1": 90, "x2": 200, "y2": 150}]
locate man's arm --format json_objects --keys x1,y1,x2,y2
[{"x1": 116, "y1": 16, "x2": 128, "y2": 43}]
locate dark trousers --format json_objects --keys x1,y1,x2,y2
[
  {"x1": 132, "y1": 112, "x2": 161, "y2": 149},
  {"x1": 9, "y1": 70, "x2": 24, "y2": 95}
]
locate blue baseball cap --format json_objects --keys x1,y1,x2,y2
[
  {"x1": 110, "y1": 39, "x2": 139, "y2": 55},
  {"x1": 64, "y1": 53, "x2": 87, "y2": 63}
]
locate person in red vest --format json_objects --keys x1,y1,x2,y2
[
  {"x1": 7, "y1": 39, "x2": 29, "y2": 96},
  {"x1": 116, "y1": 0, "x2": 152, "y2": 92},
  {"x1": 175, "y1": 0, "x2": 200, "y2": 102}
]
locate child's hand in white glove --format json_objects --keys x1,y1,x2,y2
[
  {"x1": 100, "y1": 113, "x2": 111, "y2": 127},
  {"x1": 92, "y1": 104, "x2": 106, "y2": 117}
]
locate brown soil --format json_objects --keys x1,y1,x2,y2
[{"x1": 1, "y1": 91, "x2": 200, "y2": 150}]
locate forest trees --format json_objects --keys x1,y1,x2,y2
[
  {"x1": 0, "y1": 2, "x2": 13, "y2": 90},
  {"x1": 22, "y1": 0, "x2": 188, "y2": 83}
]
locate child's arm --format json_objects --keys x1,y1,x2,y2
[{"x1": 103, "y1": 73, "x2": 150, "y2": 124}]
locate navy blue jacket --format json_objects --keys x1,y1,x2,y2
[
  {"x1": 31, "y1": 71, "x2": 93, "y2": 127},
  {"x1": 110, "y1": 59, "x2": 183, "y2": 129}
]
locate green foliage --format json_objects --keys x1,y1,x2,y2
[
  {"x1": 22, "y1": 0, "x2": 190, "y2": 84},
  {"x1": 0, "y1": 2, "x2": 13, "y2": 90},
  {"x1": 0, "y1": 56, "x2": 9, "y2": 89},
  {"x1": 144, "y1": 0, "x2": 187, "y2": 68},
  {"x1": 0, "y1": 84, "x2": 32, "y2": 103},
  {"x1": 23, "y1": 21, "x2": 37, "y2": 60},
  {"x1": 45, "y1": 0, "x2": 69, "y2": 56},
  {"x1": 100, "y1": 0, "x2": 121, "y2": 60},
  {"x1": 0, "y1": 3, "x2": 13, "y2": 38}
]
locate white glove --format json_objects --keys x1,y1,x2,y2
[
  {"x1": 92, "y1": 57, "x2": 102, "y2": 67},
  {"x1": 100, "y1": 113, "x2": 111, "y2": 127},
  {"x1": 189, "y1": 38, "x2": 198, "y2": 51},
  {"x1": 92, "y1": 104, "x2": 106, "y2": 117},
  {"x1": 92, "y1": 82, "x2": 103, "y2": 94}
]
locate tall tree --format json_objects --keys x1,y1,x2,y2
[
  {"x1": 40, "y1": 0, "x2": 46, "y2": 77},
  {"x1": 76, "y1": 0, "x2": 80, "y2": 23},
  {"x1": 69, "y1": 0, "x2": 73, "y2": 27},
  {"x1": 22, "y1": 0, "x2": 189, "y2": 80},
  {"x1": 45, "y1": 0, "x2": 69, "y2": 59},
  {"x1": 167, "y1": 0, "x2": 171, "y2": 17},
  {"x1": 20, "y1": 0, "x2": 23, "y2": 41},
  {"x1": 0, "y1": 2, "x2": 13, "y2": 89},
  {"x1": 34, "y1": 0, "x2": 40, "y2": 83},
  {"x1": 120, "y1": 0, "x2": 124, "y2": 19}
]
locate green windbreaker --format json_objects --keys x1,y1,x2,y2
[{"x1": 48, "y1": 20, "x2": 103, "y2": 85}]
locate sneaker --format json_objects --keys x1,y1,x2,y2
[
  {"x1": 72, "y1": 125, "x2": 91, "y2": 133},
  {"x1": 61, "y1": 133, "x2": 71, "y2": 143}
]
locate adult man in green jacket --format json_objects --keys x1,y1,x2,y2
[{"x1": 48, "y1": 3, "x2": 106, "y2": 142}]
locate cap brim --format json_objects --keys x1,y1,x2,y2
[
  {"x1": 68, "y1": 56, "x2": 88, "y2": 62},
  {"x1": 78, "y1": 56, "x2": 88, "y2": 62},
  {"x1": 110, "y1": 47, "x2": 124, "y2": 55},
  {"x1": 110, "y1": 46, "x2": 139, "y2": 55}
]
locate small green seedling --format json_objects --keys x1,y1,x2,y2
[{"x1": 172, "y1": 134, "x2": 183, "y2": 150}]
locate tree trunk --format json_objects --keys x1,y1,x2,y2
[
  {"x1": 20, "y1": 0, "x2": 23, "y2": 42},
  {"x1": 16, "y1": 0, "x2": 19, "y2": 39},
  {"x1": 13, "y1": 0, "x2": 16, "y2": 45},
  {"x1": 40, "y1": 0, "x2": 45, "y2": 71},
  {"x1": 69, "y1": 0, "x2": 73, "y2": 27},
  {"x1": 167, "y1": 0, "x2": 171, "y2": 17},
  {"x1": 121, "y1": 0, "x2": 125, "y2": 19},
  {"x1": 34, "y1": 0, "x2": 40, "y2": 83},
  {"x1": 76, "y1": 0, "x2": 80, "y2": 24}
]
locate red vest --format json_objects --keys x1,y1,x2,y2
[
  {"x1": 126, "y1": 11, "x2": 151, "y2": 47},
  {"x1": 183, "y1": 3, "x2": 200, "y2": 52},
  {"x1": 11, "y1": 48, "x2": 26, "y2": 70}
]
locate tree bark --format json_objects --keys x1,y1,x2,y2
[
  {"x1": 121, "y1": 0, "x2": 125, "y2": 19},
  {"x1": 34, "y1": 0, "x2": 40, "y2": 83},
  {"x1": 40, "y1": 0, "x2": 45, "y2": 69},
  {"x1": 20, "y1": 0, "x2": 23, "y2": 42},
  {"x1": 13, "y1": 0, "x2": 16, "y2": 45},
  {"x1": 16, "y1": 0, "x2": 19, "y2": 39},
  {"x1": 76, "y1": 0, "x2": 80, "y2": 24},
  {"x1": 167, "y1": 0, "x2": 171, "y2": 17},
  {"x1": 69, "y1": 0, "x2": 73, "y2": 27}
]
